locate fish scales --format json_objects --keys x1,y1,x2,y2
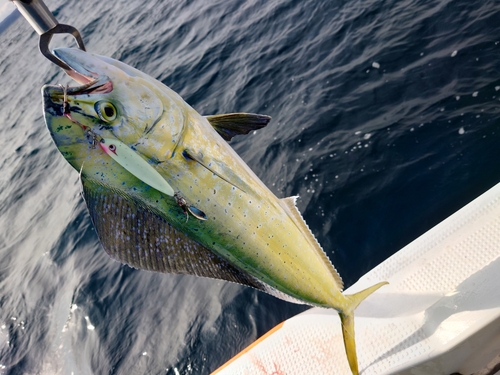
[
  {"x1": 151, "y1": 119, "x2": 340, "y2": 307},
  {"x1": 43, "y1": 48, "x2": 387, "y2": 374}
]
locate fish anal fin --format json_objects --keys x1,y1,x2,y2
[
  {"x1": 281, "y1": 196, "x2": 344, "y2": 291},
  {"x1": 205, "y1": 113, "x2": 271, "y2": 141}
]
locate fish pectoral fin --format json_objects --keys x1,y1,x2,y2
[
  {"x1": 182, "y1": 149, "x2": 248, "y2": 193},
  {"x1": 205, "y1": 113, "x2": 271, "y2": 141},
  {"x1": 281, "y1": 196, "x2": 344, "y2": 291}
]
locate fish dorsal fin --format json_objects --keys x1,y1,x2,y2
[
  {"x1": 81, "y1": 177, "x2": 303, "y2": 301},
  {"x1": 82, "y1": 177, "x2": 261, "y2": 286},
  {"x1": 205, "y1": 113, "x2": 271, "y2": 141},
  {"x1": 281, "y1": 196, "x2": 344, "y2": 291}
]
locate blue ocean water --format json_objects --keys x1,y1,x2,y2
[{"x1": 0, "y1": 0, "x2": 499, "y2": 374}]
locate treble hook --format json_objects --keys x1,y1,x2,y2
[
  {"x1": 11, "y1": 0, "x2": 86, "y2": 70},
  {"x1": 58, "y1": 83, "x2": 100, "y2": 148},
  {"x1": 59, "y1": 84, "x2": 70, "y2": 114}
]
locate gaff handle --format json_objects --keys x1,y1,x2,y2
[
  {"x1": 11, "y1": 0, "x2": 58, "y2": 35},
  {"x1": 11, "y1": 0, "x2": 86, "y2": 70}
]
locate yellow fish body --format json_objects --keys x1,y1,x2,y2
[{"x1": 42, "y1": 48, "x2": 386, "y2": 374}]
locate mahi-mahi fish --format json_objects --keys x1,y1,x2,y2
[{"x1": 42, "y1": 48, "x2": 387, "y2": 374}]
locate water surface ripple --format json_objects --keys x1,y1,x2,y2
[{"x1": 0, "y1": 0, "x2": 499, "y2": 373}]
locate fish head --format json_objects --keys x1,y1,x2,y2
[{"x1": 42, "y1": 47, "x2": 186, "y2": 172}]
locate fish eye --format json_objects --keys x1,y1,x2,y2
[{"x1": 95, "y1": 101, "x2": 117, "y2": 123}]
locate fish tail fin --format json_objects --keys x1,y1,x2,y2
[{"x1": 340, "y1": 281, "x2": 388, "y2": 375}]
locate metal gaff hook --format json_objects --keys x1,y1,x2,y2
[{"x1": 10, "y1": 0, "x2": 86, "y2": 71}]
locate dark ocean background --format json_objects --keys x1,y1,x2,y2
[{"x1": 0, "y1": 0, "x2": 500, "y2": 374}]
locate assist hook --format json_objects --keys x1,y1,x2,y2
[{"x1": 10, "y1": 0, "x2": 86, "y2": 71}]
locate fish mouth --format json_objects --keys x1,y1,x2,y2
[
  {"x1": 44, "y1": 48, "x2": 113, "y2": 97},
  {"x1": 42, "y1": 48, "x2": 115, "y2": 123}
]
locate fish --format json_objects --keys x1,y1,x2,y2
[{"x1": 42, "y1": 47, "x2": 387, "y2": 375}]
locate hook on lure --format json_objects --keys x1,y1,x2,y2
[
  {"x1": 174, "y1": 192, "x2": 208, "y2": 222},
  {"x1": 11, "y1": 0, "x2": 86, "y2": 70},
  {"x1": 59, "y1": 84, "x2": 100, "y2": 148}
]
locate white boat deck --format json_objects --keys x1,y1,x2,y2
[{"x1": 213, "y1": 183, "x2": 500, "y2": 375}]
